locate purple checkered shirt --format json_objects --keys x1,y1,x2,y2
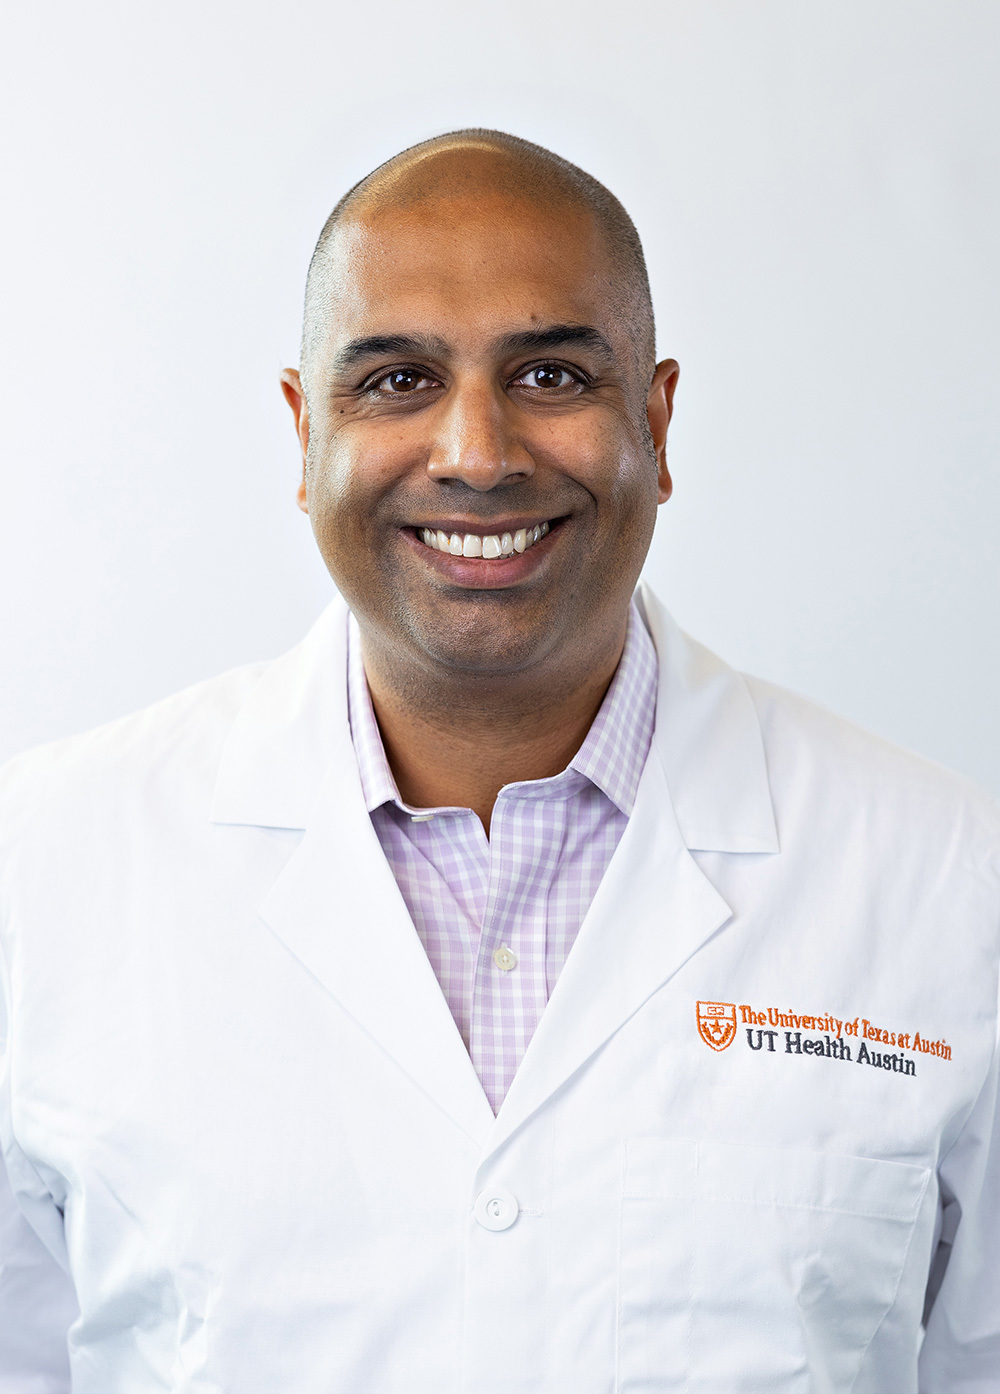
[{"x1": 347, "y1": 601, "x2": 658, "y2": 1112}]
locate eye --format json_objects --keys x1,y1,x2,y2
[
  {"x1": 514, "y1": 364, "x2": 581, "y2": 391},
  {"x1": 371, "y1": 369, "x2": 439, "y2": 395}
]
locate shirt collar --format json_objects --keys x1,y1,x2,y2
[
  {"x1": 347, "y1": 600, "x2": 658, "y2": 819},
  {"x1": 347, "y1": 617, "x2": 402, "y2": 815},
  {"x1": 567, "y1": 600, "x2": 657, "y2": 814}
]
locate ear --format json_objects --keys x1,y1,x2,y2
[
  {"x1": 646, "y1": 358, "x2": 679, "y2": 503},
  {"x1": 280, "y1": 369, "x2": 310, "y2": 514}
]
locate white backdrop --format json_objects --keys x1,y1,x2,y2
[{"x1": 2, "y1": 0, "x2": 998, "y2": 793}]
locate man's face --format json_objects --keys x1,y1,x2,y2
[{"x1": 284, "y1": 189, "x2": 676, "y2": 686}]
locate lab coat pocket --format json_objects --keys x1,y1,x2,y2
[{"x1": 617, "y1": 1138, "x2": 929, "y2": 1393}]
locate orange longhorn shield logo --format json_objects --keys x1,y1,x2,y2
[{"x1": 697, "y1": 1000, "x2": 737, "y2": 1051}]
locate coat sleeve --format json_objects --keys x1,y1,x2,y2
[
  {"x1": 919, "y1": 1001, "x2": 1000, "y2": 1391},
  {"x1": 0, "y1": 1146, "x2": 76, "y2": 1392},
  {"x1": 0, "y1": 909, "x2": 77, "y2": 1392}
]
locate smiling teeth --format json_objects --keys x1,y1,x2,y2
[{"x1": 420, "y1": 521, "x2": 550, "y2": 557}]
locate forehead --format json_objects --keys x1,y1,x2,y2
[{"x1": 318, "y1": 193, "x2": 622, "y2": 353}]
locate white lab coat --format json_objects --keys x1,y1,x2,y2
[{"x1": 1, "y1": 586, "x2": 998, "y2": 1393}]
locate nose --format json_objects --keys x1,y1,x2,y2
[{"x1": 426, "y1": 380, "x2": 534, "y2": 490}]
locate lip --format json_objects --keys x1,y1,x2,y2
[
  {"x1": 400, "y1": 516, "x2": 565, "y2": 589},
  {"x1": 411, "y1": 515, "x2": 558, "y2": 537}
]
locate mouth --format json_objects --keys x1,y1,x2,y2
[{"x1": 413, "y1": 519, "x2": 555, "y2": 560}]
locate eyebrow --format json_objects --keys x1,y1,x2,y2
[
  {"x1": 330, "y1": 323, "x2": 616, "y2": 375},
  {"x1": 493, "y1": 324, "x2": 616, "y2": 361},
  {"x1": 331, "y1": 334, "x2": 450, "y2": 373}
]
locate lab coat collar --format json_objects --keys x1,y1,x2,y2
[
  {"x1": 210, "y1": 588, "x2": 778, "y2": 1149},
  {"x1": 210, "y1": 601, "x2": 349, "y2": 830},
  {"x1": 636, "y1": 583, "x2": 779, "y2": 855},
  {"x1": 211, "y1": 586, "x2": 779, "y2": 856}
]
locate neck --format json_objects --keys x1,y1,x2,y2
[{"x1": 359, "y1": 620, "x2": 628, "y2": 835}]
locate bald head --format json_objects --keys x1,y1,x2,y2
[{"x1": 299, "y1": 130, "x2": 656, "y2": 396}]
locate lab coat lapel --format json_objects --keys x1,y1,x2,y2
[
  {"x1": 488, "y1": 742, "x2": 732, "y2": 1155},
  {"x1": 257, "y1": 740, "x2": 495, "y2": 1148},
  {"x1": 212, "y1": 598, "x2": 495, "y2": 1149},
  {"x1": 486, "y1": 583, "x2": 779, "y2": 1154}
]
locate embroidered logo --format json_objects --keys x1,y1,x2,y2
[
  {"x1": 696, "y1": 1000, "x2": 737, "y2": 1051},
  {"x1": 695, "y1": 998, "x2": 953, "y2": 1079}
]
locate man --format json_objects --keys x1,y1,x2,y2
[{"x1": 1, "y1": 130, "x2": 998, "y2": 1392}]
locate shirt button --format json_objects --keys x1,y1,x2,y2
[
  {"x1": 492, "y1": 944, "x2": 517, "y2": 972},
  {"x1": 474, "y1": 1188, "x2": 519, "y2": 1231}
]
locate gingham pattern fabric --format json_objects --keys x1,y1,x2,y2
[{"x1": 347, "y1": 602, "x2": 658, "y2": 1112}]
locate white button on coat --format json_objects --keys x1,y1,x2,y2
[{"x1": 474, "y1": 1188, "x2": 519, "y2": 1231}]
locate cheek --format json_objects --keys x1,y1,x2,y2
[
  {"x1": 303, "y1": 435, "x2": 421, "y2": 607},
  {"x1": 575, "y1": 428, "x2": 660, "y2": 532},
  {"x1": 305, "y1": 438, "x2": 379, "y2": 537},
  {"x1": 303, "y1": 455, "x2": 373, "y2": 589},
  {"x1": 605, "y1": 414, "x2": 660, "y2": 505},
  {"x1": 610, "y1": 457, "x2": 661, "y2": 523},
  {"x1": 307, "y1": 420, "x2": 423, "y2": 517},
  {"x1": 533, "y1": 410, "x2": 654, "y2": 497}
]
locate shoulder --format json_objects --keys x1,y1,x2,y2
[
  {"x1": 0, "y1": 661, "x2": 269, "y2": 854},
  {"x1": 0, "y1": 598, "x2": 349, "y2": 882},
  {"x1": 638, "y1": 585, "x2": 1000, "y2": 876},
  {"x1": 743, "y1": 671, "x2": 1000, "y2": 878}
]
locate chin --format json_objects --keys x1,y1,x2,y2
[{"x1": 406, "y1": 609, "x2": 565, "y2": 681}]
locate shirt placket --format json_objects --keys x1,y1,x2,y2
[{"x1": 469, "y1": 788, "x2": 567, "y2": 1111}]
